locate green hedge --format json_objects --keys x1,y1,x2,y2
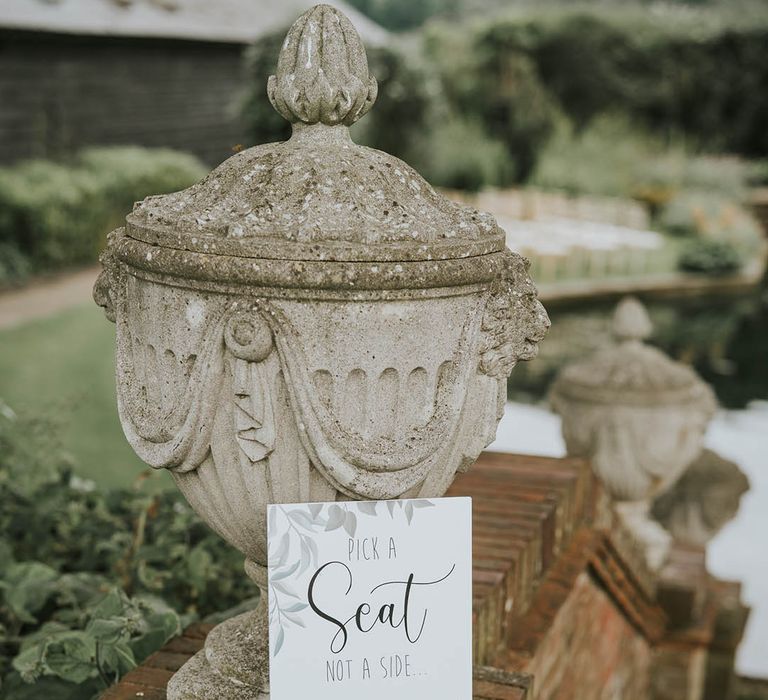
[
  {"x1": 0, "y1": 147, "x2": 206, "y2": 287},
  {"x1": 678, "y1": 239, "x2": 744, "y2": 275},
  {"x1": 416, "y1": 116, "x2": 514, "y2": 192},
  {"x1": 529, "y1": 116, "x2": 757, "y2": 207},
  {"x1": 443, "y1": 6, "x2": 768, "y2": 161},
  {"x1": 0, "y1": 405, "x2": 252, "y2": 699}
]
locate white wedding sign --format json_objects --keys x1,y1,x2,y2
[{"x1": 267, "y1": 497, "x2": 473, "y2": 699}]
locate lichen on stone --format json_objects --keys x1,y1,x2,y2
[{"x1": 131, "y1": 136, "x2": 501, "y2": 248}]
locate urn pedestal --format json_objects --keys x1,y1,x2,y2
[{"x1": 94, "y1": 5, "x2": 549, "y2": 698}]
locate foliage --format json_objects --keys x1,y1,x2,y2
[
  {"x1": 631, "y1": 28, "x2": 768, "y2": 158},
  {"x1": 242, "y1": 4, "x2": 768, "y2": 190},
  {"x1": 0, "y1": 405, "x2": 253, "y2": 698},
  {"x1": 0, "y1": 243, "x2": 31, "y2": 288},
  {"x1": 420, "y1": 20, "x2": 561, "y2": 184},
  {"x1": 528, "y1": 115, "x2": 761, "y2": 271},
  {"x1": 0, "y1": 148, "x2": 205, "y2": 285},
  {"x1": 420, "y1": 3, "x2": 768, "y2": 189},
  {"x1": 531, "y1": 116, "x2": 755, "y2": 206},
  {"x1": 530, "y1": 14, "x2": 640, "y2": 132},
  {"x1": 459, "y1": 22, "x2": 561, "y2": 183},
  {"x1": 476, "y1": 6, "x2": 768, "y2": 158},
  {"x1": 677, "y1": 238, "x2": 744, "y2": 275},
  {"x1": 529, "y1": 116, "x2": 664, "y2": 198},
  {"x1": 74, "y1": 148, "x2": 205, "y2": 222},
  {"x1": 416, "y1": 116, "x2": 513, "y2": 192},
  {"x1": 632, "y1": 154, "x2": 750, "y2": 210},
  {"x1": 345, "y1": 0, "x2": 458, "y2": 31},
  {"x1": 4, "y1": 582, "x2": 180, "y2": 699},
  {"x1": 659, "y1": 190, "x2": 762, "y2": 259},
  {"x1": 0, "y1": 161, "x2": 105, "y2": 274},
  {"x1": 747, "y1": 160, "x2": 768, "y2": 186}
]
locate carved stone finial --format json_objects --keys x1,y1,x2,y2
[
  {"x1": 613, "y1": 296, "x2": 652, "y2": 343},
  {"x1": 267, "y1": 4, "x2": 378, "y2": 127}
]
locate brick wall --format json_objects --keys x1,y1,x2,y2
[
  {"x1": 100, "y1": 452, "x2": 751, "y2": 700},
  {"x1": 0, "y1": 30, "x2": 248, "y2": 166},
  {"x1": 652, "y1": 646, "x2": 708, "y2": 700},
  {"x1": 517, "y1": 572, "x2": 653, "y2": 700}
]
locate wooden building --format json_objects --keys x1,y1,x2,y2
[{"x1": 0, "y1": 0, "x2": 386, "y2": 165}]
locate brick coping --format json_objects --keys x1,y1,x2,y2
[{"x1": 102, "y1": 450, "x2": 673, "y2": 699}]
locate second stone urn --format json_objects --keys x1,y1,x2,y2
[
  {"x1": 550, "y1": 297, "x2": 717, "y2": 570},
  {"x1": 94, "y1": 5, "x2": 549, "y2": 698}
]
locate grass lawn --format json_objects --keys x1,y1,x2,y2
[{"x1": 0, "y1": 303, "x2": 172, "y2": 490}]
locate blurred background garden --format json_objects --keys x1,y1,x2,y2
[{"x1": 0, "y1": 0, "x2": 767, "y2": 697}]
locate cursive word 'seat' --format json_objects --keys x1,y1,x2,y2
[{"x1": 307, "y1": 561, "x2": 456, "y2": 654}]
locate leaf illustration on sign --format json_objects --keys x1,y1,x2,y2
[
  {"x1": 325, "y1": 505, "x2": 345, "y2": 531},
  {"x1": 269, "y1": 506, "x2": 319, "y2": 655},
  {"x1": 358, "y1": 501, "x2": 377, "y2": 516}
]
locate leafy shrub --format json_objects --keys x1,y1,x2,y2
[
  {"x1": 660, "y1": 190, "x2": 762, "y2": 254},
  {"x1": 531, "y1": 116, "x2": 755, "y2": 212},
  {"x1": 532, "y1": 14, "x2": 642, "y2": 132},
  {"x1": 426, "y1": 5, "x2": 768, "y2": 185},
  {"x1": 633, "y1": 28, "x2": 768, "y2": 159},
  {"x1": 0, "y1": 161, "x2": 104, "y2": 272},
  {"x1": 678, "y1": 239, "x2": 743, "y2": 275},
  {"x1": 0, "y1": 243, "x2": 31, "y2": 288},
  {"x1": 4, "y1": 582, "x2": 180, "y2": 699},
  {"x1": 632, "y1": 154, "x2": 750, "y2": 211},
  {"x1": 417, "y1": 116, "x2": 513, "y2": 191},
  {"x1": 530, "y1": 115, "x2": 665, "y2": 198},
  {"x1": 747, "y1": 160, "x2": 768, "y2": 186},
  {"x1": 423, "y1": 19, "x2": 561, "y2": 184},
  {"x1": 0, "y1": 148, "x2": 205, "y2": 283},
  {"x1": 674, "y1": 156, "x2": 749, "y2": 201},
  {"x1": 660, "y1": 191, "x2": 724, "y2": 237},
  {"x1": 76, "y1": 147, "x2": 206, "y2": 228},
  {"x1": 0, "y1": 404, "x2": 253, "y2": 698},
  {"x1": 242, "y1": 6, "x2": 768, "y2": 191},
  {"x1": 464, "y1": 22, "x2": 561, "y2": 183},
  {"x1": 495, "y1": 6, "x2": 768, "y2": 158}
]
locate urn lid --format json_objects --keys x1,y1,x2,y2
[
  {"x1": 116, "y1": 4, "x2": 505, "y2": 290},
  {"x1": 550, "y1": 297, "x2": 717, "y2": 409}
]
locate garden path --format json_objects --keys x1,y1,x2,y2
[{"x1": 0, "y1": 266, "x2": 98, "y2": 330}]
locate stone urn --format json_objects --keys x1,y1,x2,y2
[
  {"x1": 93, "y1": 5, "x2": 549, "y2": 698},
  {"x1": 550, "y1": 297, "x2": 716, "y2": 569}
]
